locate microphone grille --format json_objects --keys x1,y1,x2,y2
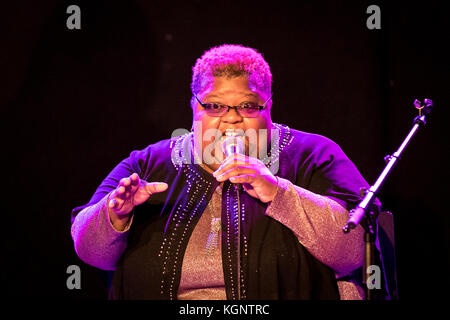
[{"x1": 221, "y1": 135, "x2": 245, "y2": 157}]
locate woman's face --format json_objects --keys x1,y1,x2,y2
[{"x1": 192, "y1": 75, "x2": 273, "y2": 172}]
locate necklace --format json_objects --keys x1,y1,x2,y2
[
  {"x1": 191, "y1": 143, "x2": 223, "y2": 256},
  {"x1": 205, "y1": 186, "x2": 222, "y2": 256}
]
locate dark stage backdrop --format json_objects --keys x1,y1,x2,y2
[{"x1": 3, "y1": 0, "x2": 449, "y2": 300}]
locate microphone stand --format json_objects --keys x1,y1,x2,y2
[{"x1": 342, "y1": 99, "x2": 433, "y2": 300}]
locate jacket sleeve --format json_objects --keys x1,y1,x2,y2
[
  {"x1": 71, "y1": 192, "x2": 133, "y2": 270},
  {"x1": 266, "y1": 177, "x2": 364, "y2": 277},
  {"x1": 70, "y1": 147, "x2": 151, "y2": 270}
]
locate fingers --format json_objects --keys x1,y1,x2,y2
[
  {"x1": 144, "y1": 182, "x2": 169, "y2": 195},
  {"x1": 215, "y1": 166, "x2": 257, "y2": 182},
  {"x1": 108, "y1": 173, "x2": 140, "y2": 210},
  {"x1": 229, "y1": 174, "x2": 257, "y2": 184},
  {"x1": 213, "y1": 154, "x2": 262, "y2": 182},
  {"x1": 117, "y1": 175, "x2": 137, "y2": 199},
  {"x1": 130, "y1": 172, "x2": 140, "y2": 187},
  {"x1": 108, "y1": 194, "x2": 125, "y2": 211},
  {"x1": 107, "y1": 173, "x2": 169, "y2": 215},
  {"x1": 108, "y1": 197, "x2": 118, "y2": 209},
  {"x1": 108, "y1": 184, "x2": 128, "y2": 211},
  {"x1": 220, "y1": 153, "x2": 258, "y2": 169}
]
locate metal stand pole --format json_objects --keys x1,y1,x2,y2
[{"x1": 342, "y1": 99, "x2": 433, "y2": 300}]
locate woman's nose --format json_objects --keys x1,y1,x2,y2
[{"x1": 220, "y1": 107, "x2": 243, "y2": 123}]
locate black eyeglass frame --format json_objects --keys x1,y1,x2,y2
[{"x1": 193, "y1": 93, "x2": 273, "y2": 117}]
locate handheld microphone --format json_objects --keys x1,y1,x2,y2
[
  {"x1": 221, "y1": 134, "x2": 245, "y2": 158},
  {"x1": 220, "y1": 133, "x2": 245, "y2": 301}
]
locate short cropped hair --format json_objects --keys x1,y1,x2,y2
[{"x1": 190, "y1": 44, "x2": 272, "y2": 107}]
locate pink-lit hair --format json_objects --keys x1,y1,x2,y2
[{"x1": 190, "y1": 44, "x2": 272, "y2": 107}]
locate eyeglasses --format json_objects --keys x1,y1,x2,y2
[{"x1": 194, "y1": 93, "x2": 272, "y2": 118}]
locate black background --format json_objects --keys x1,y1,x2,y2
[{"x1": 3, "y1": 0, "x2": 449, "y2": 301}]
